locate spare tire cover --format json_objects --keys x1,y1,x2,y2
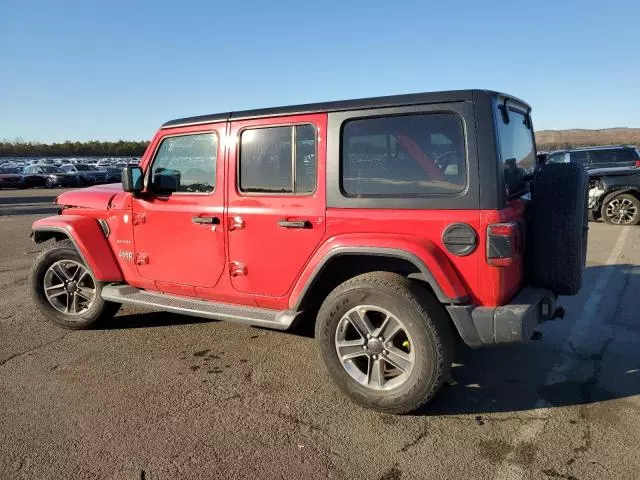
[{"x1": 527, "y1": 163, "x2": 588, "y2": 296}]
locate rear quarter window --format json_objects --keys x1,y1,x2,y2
[{"x1": 340, "y1": 112, "x2": 466, "y2": 197}]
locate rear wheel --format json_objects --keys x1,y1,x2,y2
[
  {"x1": 30, "y1": 240, "x2": 121, "y2": 329},
  {"x1": 45, "y1": 178, "x2": 55, "y2": 189},
  {"x1": 315, "y1": 272, "x2": 453, "y2": 414},
  {"x1": 601, "y1": 193, "x2": 640, "y2": 226}
]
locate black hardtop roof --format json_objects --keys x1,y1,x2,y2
[{"x1": 162, "y1": 89, "x2": 528, "y2": 129}]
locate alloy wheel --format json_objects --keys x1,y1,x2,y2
[
  {"x1": 334, "y1": 305, "x2": 415, "y2": 391},
  {"x1": 43, "y1": 260, "x2": 96, "y2": 316}
]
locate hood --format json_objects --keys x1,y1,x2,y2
[{"x1": 56, "y1": 183, "x2": 123, "y2": 209}]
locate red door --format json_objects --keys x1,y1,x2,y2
[
  {"x1": 132, "y1": 124, "x2": 226, "y2": 289},
  {"x1": 227, "y1": 113, "x2": 327, "y2": 297}
]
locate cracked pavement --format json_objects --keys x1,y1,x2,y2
[{"x1": 1, "y1": 189, "x2": 639, "y2": 480}]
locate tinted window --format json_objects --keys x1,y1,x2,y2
[
  {"x1": 239, "y1": 125, "x2": 316, "y2": 194},
  {"x1": 150, "y1": 133, "x2": 217, "y2": 193},
  {"x1": 548, "y1": 152, "x2": 568, "y2": 163},
  {"x1": 341, "y1": 113, "x2": 466, "y2": 196},
  {"x1": 39, "y1": 166, "x2": 63, "y2": 173},
  {"x1": 589, "y1": 148, "x2": 639, "y2": 164},
  {"x1": 495, "y1": 107, "x2": 535, "y2": 197},
  {"x1": 75, "y1": 164, "x2": 94, "y2": 171},
  {"x1": 569, "y1": 151, "x2": 589, "y2": 165}
]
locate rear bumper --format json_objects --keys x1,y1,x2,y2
[{"x1": 446, "y1": 287, "x2": 558, "y2": 347}]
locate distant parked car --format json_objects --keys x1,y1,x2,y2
[
  {"x1": 548, "y1": 145, "x2": 640, "y2": 170},
  {"x1": 588, "y1": 166, "x2": 640, "y2": 225},
  {"x1": 21, "y1": 165, "x2": 81, "y2": 188},
  {"x1": 101, "y1": 166, "x2": 123, "y2": 183},
  {"x1": 0, "y1": 172, "x2": 24, "y2": 189},
  {"x1": 60, "y1": 164, "x2": 108, "y2": 185}
]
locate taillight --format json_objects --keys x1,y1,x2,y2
[
  {"x1": 635, "y1": 160, "x2": 640, "y2": 167},
  {"x1": 487, "y1": 222, "x2": 520, "y2": 266}
]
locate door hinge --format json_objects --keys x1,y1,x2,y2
[
  {"x1": 230, "y1": 261, "x2": 247, "y2": 277},
  {"x1": 135, "y1": 253, "x2": 149, "y2": 265},
  {"x1": 133, "y1": 213, "x2": 146, "y2": 225}
]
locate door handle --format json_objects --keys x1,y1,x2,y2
[
  {"x1": 192, "y1": 216, "x2": 220, "y2": 225},
  {"x1": 278, "y1": 219, "x2": 312, "y2": 229}
]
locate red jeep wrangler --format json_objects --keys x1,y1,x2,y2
[{"x1": 29, "y1": 90, "x2": 587, "y2": 413}]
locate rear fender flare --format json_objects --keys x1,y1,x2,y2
[
  {"x1": 290, "y1": 235, "x2": 469, "y2": 309},
  {"x1": 31, "y1": 215, "x2": 123, "y2": 282}
]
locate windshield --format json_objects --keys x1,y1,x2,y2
[
  {"x1": 494, "y1": 101, "x2": 535, "y2": 198},
  {"x1": 74, "y1": 164, "x2": 97, "y2": 171}
]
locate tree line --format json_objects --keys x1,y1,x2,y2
[{"x1": 0, "y1": 140, "x2": 150, "y2": 157}]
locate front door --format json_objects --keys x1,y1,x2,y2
[
  {"x1": 227, "y1": 114, "x2": 326, "y2": 297},
  {"x1": 132, "y1": 125, "x2": 226, "y2": 288}
]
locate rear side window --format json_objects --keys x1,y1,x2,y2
[
  {"x1": 588, "y1": 148, "x2": 639, "y2": 164},
  {"x1": 150, "y1": 133, "x2": 217, "y2": 194},
  {"x1": 239, "y1": 124, "x2": 316, "y2": 194},
  {"x1": 494, "y1": 106, "x2": 535, "y2": 197},
  {"x1": 569, "y1": 151, "x2": 590, "y2": 165},
  {"x1": 340, "y1": 113, "x2": 466, "y2": 196}
]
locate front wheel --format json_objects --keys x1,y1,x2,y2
[
  {"x1": 315, "y1": 272, "x2": 453, "y2": 414},
  {"x1": 601, "y1": 193, "x2": 640, "y2": 226},
  {"x1": 45, "y1": 178, "x2": 56, "y2": 189},
  {"x1": 30, "y1": 240, "x2": 121, "y2": 329}
]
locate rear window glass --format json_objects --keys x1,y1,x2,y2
[
  {"x1": 340, "y1": 113, "x2": 466, "y2": 196},
  {"x1": 494, "y1": 105, "x2": 535, "y2": 197},
  {"x1": 588, "y1": 148, "x2": 639, "y2": 164}
]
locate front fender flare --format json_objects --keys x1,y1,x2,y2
[
  {"x1": 290, "y1": 234, "x2": 469, "y2": 309},
  {"x1": 32, "y1": 215, "x2": 123, "y2": 282}
]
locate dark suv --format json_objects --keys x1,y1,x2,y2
[
  {"x1": 548, "y1": 145, "x2": 640, "y2": 170},
  {"x1": 28, "y1": 90, "x2": 587, "y2": 414}
]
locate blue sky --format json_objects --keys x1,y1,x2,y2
[{"x1": 1, "y1": 0, "x2": 638, "y2": 143}]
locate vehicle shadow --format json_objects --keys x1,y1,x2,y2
[
  {"x1": 96, "y1": 264, "x2": 639, "y2": 414},
  {"x1": 100, "y1": 310, "x2": 212, "y2": 330},
  {"x1": 0, "y1": 194, "x2": 59, "y2": 205},
  {"x1": 0, "y1": 206, "x2": 59, "y2": 216},
  {"x1": 418, "y1": 263, "x2": 640, "y2": 416}
]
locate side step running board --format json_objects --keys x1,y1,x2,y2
[{"x1": 101, "y1": 285, "x2": 297, "y2": 330}]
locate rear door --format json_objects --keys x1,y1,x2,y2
[
  {"x1": 131, "y1": 125, "x2": 226, "y2": 288},
  {"x1": 226, "y1": 114, "x2": 326, "y2": 298}
]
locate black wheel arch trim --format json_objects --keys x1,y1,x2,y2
[
  {"x1": 599, "y1": 187, "x2": 640, "y2": 209},
  {"x1": 294, "y1": 247, "x2": 469, "y2": 310},
  {"x1": 31, "y1": 226, "x2": 97, "y2": 279}
]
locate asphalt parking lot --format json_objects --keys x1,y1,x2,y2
[{"x1": 1, "y1": 188, "x2": 639, "y2": 480}]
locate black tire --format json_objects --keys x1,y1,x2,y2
[
  {"x1": 45, "y1": 178, "x2": 55, "y2": 189},
  {"x1": 315, "y1": 272, "x2": 453, "y2": 414},
  {"x1": 30, "y1": 240, "x2": 121, "y2": 329},
  {"x1": 600, "y1": 192, "x2": 640, "y2": 226},
  {"x1": 587, "y1": 210, "x2": 600, "y2": 222},
  {"x1": 527, "y1": 163, "x2": 588, "y2": 296}
]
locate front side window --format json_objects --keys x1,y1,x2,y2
[
  {"x1": 239, "y1": 124, "x2": 316, "y2": 194},
  {"x1": 150, "y1": 133, "x2": 217, "y2": 194},
  {"x1": 548, "y1": 152, "x2": 568, "y2": 164},
  {"x1": 495, "y1": 105, "x2": 535, "y2": 197},
  {"x1": 341, "y1": 113, "x2": 466, "y2": 196}
]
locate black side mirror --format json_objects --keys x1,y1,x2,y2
[
  {"x1": 152, "y1": 170, "x2": 180, "y2": 195},
  {"x1": 122, "y1": 166, "x2": 144, "y2": 193}
]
